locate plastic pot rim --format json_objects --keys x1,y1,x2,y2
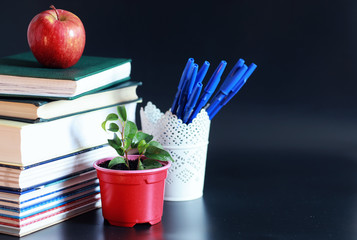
[{"x1": 93, "y1": 156, "x2": 171, "y2": 174}]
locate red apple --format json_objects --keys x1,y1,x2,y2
[{"x1": 27, "y1": 5, "x2": 86, "y2": 68}]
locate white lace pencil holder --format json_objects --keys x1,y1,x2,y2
[{"x1": 140, "y1": 102, "x2": 211, "y2": 201}]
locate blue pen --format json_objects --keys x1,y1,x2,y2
[
  {"x1": 171, "y1": 58, "x2": 194, "y2": 114},
  {"x1": 221, "y1": 63, "x2": 257, "y2": 106},
  {"x1": 186, "y1": 63, "x2": 198, "y2": 100},
  {"x1": 206, "y1": 64, "x2": 248, "y2": 118},
  {"x1": 209, "y1": 59, "x2": 245, "y2": 104},
  {"x1": 182, "y1": 82, "x2": 203, "y2": 123},
  {"x1": 187, "y1": 60, "x2": 227, "y2": 123},
  {"x1": 209, "y1": 81, "x2": 245, "y2": 120},
  {"x1": 227, "y1": 59, "x2": 245, "y2": 80},
  {"x1": 195, "y1": 61, "x2": 210, "y2": 85},
  {"x1": 208, "y1": 63, "x2": 257, "y2": 119},
  {"x1": 175, "y1": 63, "x2": 195, "y2": 117},
  {"x1": 177, "y1": 64, "x2": 198, "y2": 119},
  {"x1": 206, "y1": 64, "x2": 248, "y2": 116},
  {"x1": 208, "y1": 58, "x2": 244, "y2": 105}
]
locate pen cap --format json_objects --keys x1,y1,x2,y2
[
  {"x1": 185, "y1": 64, "x2": 198, "y2": 95},
  {"x1": 219, "y1": 64, "x2": 248, "y2": 95},
  {"x1": 241, "y1": 63, "x2": 257, "y2": 82},
  {"x1": 227, "y1": 59, "x2": 245, "y2": 79},
  {"x1": 195, "y1": 61, "x2": 210, "y2": 85},
  {"x1": 178, "y1": 58, "x2": 194, "y2": 89},
  {"x1": 182, "y1": 62, "x2": 195, "y2": 93},
  {"x1": 204, "y1": 60, "x2": 227, "y2": 93},
  {"x1": 222, "y1": 63, "x2": 257, "y2": 107}
]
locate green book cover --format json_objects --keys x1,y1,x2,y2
[{"x1": 0, "y1": 52, "x2": 132, "y2": 80}]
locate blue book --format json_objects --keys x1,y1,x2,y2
[{"x1": 0, "y1": 185, "x2": 100, "y2": 218}]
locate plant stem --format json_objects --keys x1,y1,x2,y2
[
  {"x1": 137, "y1": 153, "x2": 144, "y2": 170},
  {"x1": 121, "y1": 121, "x2": 129, "y2": 169},
  {"x1": 49, "y1": 5, "x2": 60, "y2": 21}
]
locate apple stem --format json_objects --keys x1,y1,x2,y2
[{"x1": 49, "y1": 5, "x2": 60, "y2": 21}]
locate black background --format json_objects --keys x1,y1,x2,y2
[
  {"x1": 1, "y1": 0, "x2": 356, "y2": 151},
  {"x1": 2, "y1": 1, "x2": 357, "y2": 239}
]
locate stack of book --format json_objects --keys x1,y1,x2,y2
[{"x1": 0, "y1": 52, "x2": 141, "y2": 236}]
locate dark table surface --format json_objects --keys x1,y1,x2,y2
[{"x1": 2, "y1": 105, "x2": 357, "y2": 240}]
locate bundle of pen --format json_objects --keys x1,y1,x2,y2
[{"x1": 171, "y1": 58, "x2": 257, "y2": 123}]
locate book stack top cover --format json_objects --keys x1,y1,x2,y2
[{"x1": 0, "y1": 52, "x2": 132, "y2": 99}]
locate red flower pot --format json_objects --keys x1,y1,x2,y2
[{"x1": 93, "y1": 155, "x2": 171, "y2": 227}]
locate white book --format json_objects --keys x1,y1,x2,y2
[
  {"x1": 0, "y1": 145, "x2": 115, "y2": 190},
  {"x1": 0, "y1": 101, "x2": 137, "y2": 166}
]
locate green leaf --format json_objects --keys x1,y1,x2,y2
[
  {"x1": 117, "y1": 106, "x2": 127, "y2": 122},
  {"x1": 143, "y1": 159, "x2": 163, "y2": 169},
  {"x1": 101, "y1": 121, "x2": 107, "y2": 131},
  {"x1": 106, "y1": 113, "x2": 119, "y2": 121},
  {"x1": 145, "y1": 146, "x2": 174, "y2": 162},
  {"x1": 108, "y1": 139, "x2": 120, "y2": 149},
  {"x1": 124, "y1": 138, "x2": 132, "y2": 150},
  {"x1": 113, "y1": 133, "x2": 122, "y2": 146},
  {"x1": 108, "y1": 134, "x2": 124, "y2": 155},
  {"x1": 137, "y1": 159, "x2": 145, "y2": 170},
  {"x1": 148, "y1": 140, "x2": 163, "y2": 149},
  {"x1": 102, "y1": 114, "x2": 119, "y2": 131},
  {"x1": 108, "y1": 123, "x2": 119, "y2": 132},
  {"x1": 108, "y1": 156, "x2": 126, "y2": 168},
  {"x1": 132, "y1": 132, "x2": 153, "y2": 148},
  {"x1": 115, "y1": 147, "x2": 125, "y2": 156},
  {"x1": 124, "y1": 121, "x2": 137, "y2": 140},
  {"x1": 138, "y1": 140, "x2": 147, "y2": 154}
]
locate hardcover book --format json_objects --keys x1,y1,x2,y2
[
  {"x1": 0, "y1": 145, "x2": 115, "y2": 190},
  {"x1": 0, "y1": 187, "x2": 100, "y2": 218},
  {"x1": 0, "y1": 81, "x2": 141, "y2": 123},
  {"x1": 0, "y1": 171, "x2": 98, "y2": 205},
  {"x1": 0, "y1": 100, "x2": 139, "y2": 166},
  {"x1": 0, "y1": 52, "x2": 131, "y2": 98}
]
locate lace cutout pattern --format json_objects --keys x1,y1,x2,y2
[{"x1": 140, "y1": 102, "x2": 211, "y2": 200}]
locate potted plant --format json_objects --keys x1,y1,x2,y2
[{"x1": 93, "y1": 105, "x2": 174, "y2": 227}]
